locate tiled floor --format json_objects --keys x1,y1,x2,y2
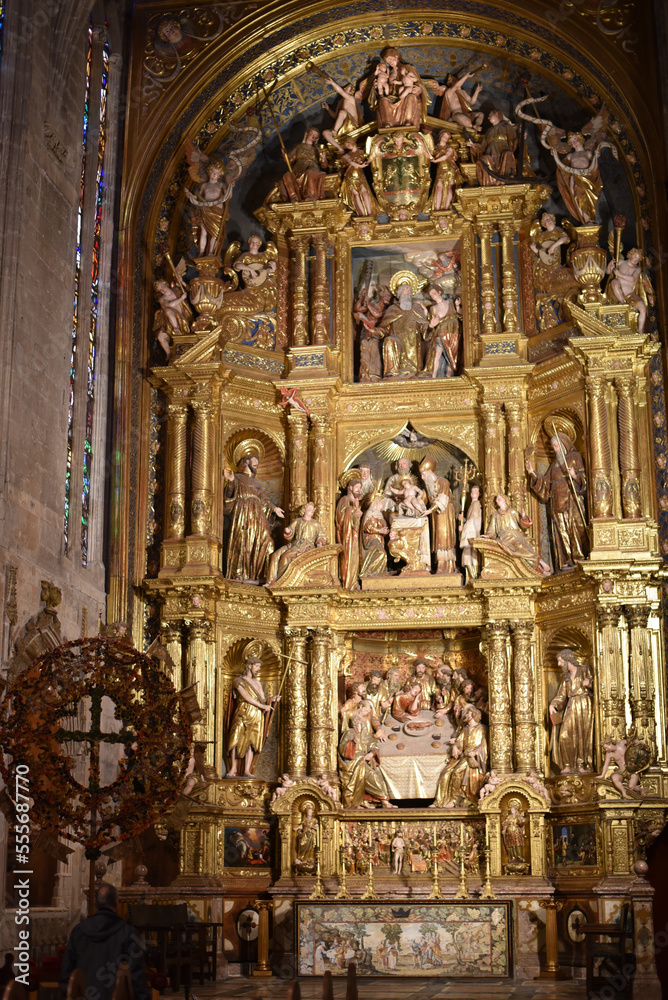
[{"x1": 186, "y1": 977, "x2": 588, "y2": 999}]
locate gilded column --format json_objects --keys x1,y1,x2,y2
[
  {"x1": 615, "y1": 375, "x2": 642, "y2": 518},
  {"x1": 190, "y1": 400, "x2": 214, "y2": 535},
  {"x1": 165, "y1": 401, "x2": 188, "y2": 539},
  {"x1": 511, "y1": 621, "x2": 535, "y2": 773},
  {"x1": 311, "y1": 234, "x2": 329, "y2": 346},
  {"x1": 161, "y1": 625, "x2": 184, "y2": 688},
  {"x1": 309, "y1": 414, "x2": 335, "y2": 543},
  {"x1": 480, "y1": 402, "x2": 505, "y2": 518},
  {"x1": 596, "y1": 605, "x2": 626, "y2": 742},
  {"x1": 476, "y1": 223, "x2": 497, "y2": 335},
  {"x1": 287, "y1": 410, "x2": 309, "y2": 517},
  {"x1": 292, "y1": 235, "x2": 309, "y2": 347},
  {"x1": 187, "y1": 622, "x2": 213, "y2": 742},
  {"x1": 505, "y1": 399, "x2": 527, "y2": 512},
  {"x1": 486, "y1": 622, "x2": 513, "y2": 774},
  {"x1": 499, "y1": 221, "x2": 519, "y2": 333},
  {"x1": 624, "y1": 605, "x2": 656, "y2": 751},
  {"x1": 585, "y1": 374, "x2": 613, "y2": 517},
  {"x1": 285, "y1": 627, "x2": 309, "y2": 778},
  {"x1": 309, "y1": 627, "x2": 336, "y2": 778}
]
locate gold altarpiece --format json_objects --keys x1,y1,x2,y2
[{"x1": 113, "y1": 0, "x2": 668, "y2": 987}]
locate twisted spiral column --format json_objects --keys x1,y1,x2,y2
[
  {"x1": 292, "y1": 235, "x2": 310, "y2": 347},
  {"x1": 500, "y1": 221, "x2": 519, "y2": 333},
  {"x1": 311, "y1": 234, "x2": 330, "y2": 346},
  {"x1": 615, "y1": 375, "x2": 641, "y2": 518},
  {"x1": 165, "y1": 402, "x2": 188, "y2": 539},
  {"x1": 284, "y1": 627, "x2": 309, "y2": 778},
  {"x1": 486, "y1": 622, "x2": 513, "y2": 774},
  {"x1": 190, "y1": 401, "x2": 214, "y2": 535},
  {"x1": 309, "y1": 627, "x2": 336, "y2": 778},
  {"x1": 585, "y1": 374, "x2": 613, "y2": 517},
  {"x1": 511, "y1": 621, "x2": 536, "y2": 773}
]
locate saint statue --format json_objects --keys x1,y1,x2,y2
[
  {"x1": 549, "y1": 648, "x2": 594, "y2": 774},
  {"x1": 359, "y1": 494, "x2": 391, "y2": 580},
  {"x1": 391, "y1": 682, "x2": 422, "y2": 723},
  {"x1": 484, "y1": 494, "x2": 552, "y2": 576},
  {"x1": 606, "y1": 248, "x2": 654, "y2": 335},
  {"x1": 430, "y1": 705, "x2": 488, "y2": 808},
  {"x1": 340, "y1": 681, "x2": 385, "y2": 737},
  {"x1": 526, "y1": 430, "x2": 588, "y2": 572},
  {"x1": 466, "y1": 109, "x2": 518, "y2": 186},
  {"x1": 378, "y1": 273, "x2": 428, "y2": 379},
  {"x1": 338, "y1": 712, "x2": 396, "y2": 809},
  {"x1": 365, "y1": 669, "x2": 391, "y2": 721},
  {"x1": 336, "y1": 480, "x2": 364, "y2": 590},
  {"x1": 419, "y1": 456, "x2": 457, "y2": 574},
  {"x1": 408, "y1": 658, "x2": 436, "y2": 710},
  {"x1": 226, "y1": 655, "x2": 280, "y2": 777},
  {"x1": 224, "y1": 447, "x2": 284, "y2": 583},
  {"x1": 424, "y1": 287, "x2": 461, "y2": 378},
  {"x1": 501, "y1": 799, "x2": 527, "y2": 863},
  {"x1": 361, "y1": 48, "x2": 431, "y2": 128},
  {"x1": 436, "y1": 70, "x2": 484, "y2": 129},
  {"x1": 294, "y1": 801, "x2": 318, "y2": 871},
  {"x1": 265, "y1": 501, "x2": 326, "y2": 585},
  {"x1": 459, "y1": 484, "x2": 482, "y2": 582},
  {"x1": 278, "y1": 128, "x2": 328, "y2": 202},
  {"x1": 529, "y1": 213, "x2": 578, "y2": 330},
  {"x1": 152, "y1": 278, "x2": 192, "y2": 359}
]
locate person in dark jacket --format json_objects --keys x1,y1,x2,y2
[{"x1": 59, "y1": 884, "x2": 148, "y2": 1000}]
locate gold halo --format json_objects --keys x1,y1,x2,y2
[
  {"x1": 389, "y1": 270, "x2": 425, "y2": 297},
  {"x1": 233, "y1": 438, "x2": 265, "y2": 468},
  {"x1": 300, "y1": 799, "x2": 316, "y2": 815},
  {"x1": 507, "y1": 797, "x2": 522, "y2": 811},
  {"x1": 339, "y1": 468, "x2": 363, "y2": 490},
  {"x1": 544, "y1": 415, "x2": 576, "y2": 445},
  {"x1": 242, "y1": 639, "x2": 264, "y2": 662}
]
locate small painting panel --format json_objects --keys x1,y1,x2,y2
[
  {"x1": 223, "y1": 826, "x2": 272, "y2": 868},
  {"x1": 296, "y1": 901, "x2": 512, "y2": 977},
  {"x1": 551, "y1": 823, "x2": 598, "y2": 868}
]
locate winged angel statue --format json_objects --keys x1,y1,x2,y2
[
  {"x1": 184, "y1": 124, "x2": 262, "y2": 257},
  {"x1": 515, "y1": 96, "x2": 618, "y2": 225}
]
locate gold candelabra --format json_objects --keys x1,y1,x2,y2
[
  {"x1": 335, "y1": 845, "x2": 351, "y2": 900},
  {"x1": 361, "y1": 858, "x2": 378, "y2": 900},
  {"x1": 309, "y1": 847, "x2": 327, "y2": 900},
  {"x1": 480, "y1": 846, "x2": 496, "y2": 899},
  {"x1": 427, "y1": 848, "x2": 444, "y2": 900},
  {"x1": 454, "y1": 824, "x2": 470, "y2": 899}
]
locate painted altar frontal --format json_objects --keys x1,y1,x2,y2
[{"x1": 296, "y1": 901, "x2": 512, "y2": 978}]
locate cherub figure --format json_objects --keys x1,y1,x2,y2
[
  {"x1": 598, "y1": 737, "x2": 646, "y2": 798},
  {"x1": 374, "y1": 61, "x2": 390, "y2": 97},
  {"x1": 317, "y1": 772, "x2": 340, "y2": 802},
  {"x1": 398, "y1": 65, "x2": 422, "y2": 100},
  {"x1": 321, "y1": 75, "x2": 363, "y2": 146},
  {"x1": 516, "y1": 96, "x2": 618, "y2": 225},
  {"x1": 270, "y1": 772, "x2": 296, "y2": 804},
  {"x1": 152, "y1": 275, "x2": 192, "y2": 357},
  {"x1": 393, "y1": 477, "x2": 428, "y2": 516},
  {"x1": 437, "y1": 69, "x2": 485, "y2": 129},
  {"x1": 606, "y1": 249, "x2": 654, "y2": 335}
]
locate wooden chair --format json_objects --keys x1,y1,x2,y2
[
  {"x1": 583, "y1": 903, "x2": 633, "y2": 997},
  {"x1": 64, "y1": 970, "x2": 87, "y2": 1000},
  {"x1": 3, "y1": 981, "x2": 28, "y2": 1000}
]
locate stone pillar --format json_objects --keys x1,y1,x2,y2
[
  {"x1": 311, "y1": 234, "x2": 329, "y2": 345},
  {"x1": 284, "y1": 627, "x2": 309, "y2": 779},
  {"x1": 596, "y1": 605, "x2": 626, "y2": 743},
  {"x1": 252, "y1": 899, "x2": 273, "y2": 977},
  {"x1": 165, "y1": 402, "x2": 188, "y2": 539},
  {"x1": 161, "y1": 625, "x2": 184, "y2": 688},
  {"x1": 480, "y1": 402, "x2": 505, "y2": 519},
  {"x1": 476, "y1": 223, "x2": 497, "y2": 335},
  {"x1": 292, "y1": 235, "x2": 309, "y2": 347},
  {"x1": 190, "y1": 400, "x2": 214, "y2": 536},
  {"x1": 287, "y1": 410, "x2": 309, "y2": 517},
  {"x1": 624, "y1": 605, "x2": 656, "y2": 751},
  {"x1": 499, "y1": 222, "x2": 519, "y2": 333},
  {"x1": 505, "y1": 399, "x2": 527, "y2": 512},
  {"x1": 585, "y1": 374, "x2": 613, "y2": 517},
  {"x1": 511, "y1": 621, "x2": 535, "y2": 773},
  {"x1": 486, "y1": 622, "x2": 513, "y2": 774},
  {"x1": 309, "y1": 627, "x2": 336, "y2": 778},
  {"x1": 187, "y1": 622, "x2": 213, "y2": 742},
  {"x1": 615, "y1": 375, "x2": 642, "y2": 518},
  {"x1": 309, "y1": 414, "x2": 335, "y2": 543}
]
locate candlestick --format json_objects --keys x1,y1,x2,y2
[
  {"x1": 317, "y1": 820, "x2": 321, "y2": 851},
  {"x1": 480, "y1": 846, "x2": 496, "y2": 900},
  {"x1": 460, "y1": 821, "x2": 464, "y2": 847},
  {"x1": 432, "y1": 822, "x2": 437, "y2": 849},
  {"x1": 368, "y1": 824, "x2": 372, "y2": 849},
  {"x1": 335, "y1": 843, "x2": 351, "y2": 900},
  {"x1": 309, "y1": 847, "x2": 327, "y2": 900},
  {"x1": 427, "y1": 847, "x2": 443, "y2": 900},
  {"x1": 361, "y1": 858, "x2": 378, "y2": 900},
  {"x1": 485, "y1": 822, "x2": 490, "y2": 849}
]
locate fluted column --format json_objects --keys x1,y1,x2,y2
[
  {"x1": 287, "y1": 410, "x2": 309, "y2": 517},
  {"x1": 311, "y1": 234, "x2": 329, "y2": 345},
  {"x1": 309, "y1": 628, "x2": 336, "y2": 778},
  {"x1": 187, "y1": 622, "x2": 213, "y2": 742},
  {"x1": 585, "y1": 374, "x2": 613, "y2": 517},
  {"x1": 285, "y1": 627, "x2": 309, "y2": 778},
  {"x1": 596, "y1": 605, "x2": 626, "y2": 743},
  {"x1": 505, "y1": 399, "x2": 527, "y2": 512},
  {"x1": 480, "y1": 402, "x2": 505, "y2": 519},
  {"x1": 476, "y1": 222, "x2": 497, "y2": 335},
  {"x1": 511, "y1": 621, "x2": 535, "y2": 773},
  {"x1": 615, "y1": 375, "x2": 642, "y2": 518},
  {"x1": 309, "y1": 414, "x2": 335, "y2": 543},
  {"x1": 190, "y1": 401, "x2": 214, "y2": 535},
  {"x1": 292, "y1": 235, "x2": 310, "y2": 347},
  {"x1": 161, "y1": 625, "x2": 184, "y2": 688},
  {"x1": 499, "y1": 221, "x2": 519, "y2": 333},
  {"x1": 624, "y1": 606, "x2": 656, "y2": 751},
  {"x1": 486, "y1": 622, "x2": 513, "y2": 774},
  {"x1": 165, "y1": 402, "x2": 188, "y2": 539}
]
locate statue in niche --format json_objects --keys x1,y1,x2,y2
[
  {"x1": 355, "y1": 284, "x2": 391, "y2": 382},
  {"x1": 391, "y1": 829, "x2": 405, "y2": 875},
  {"x1": 294, "y1": 800, "x2": 319, "y2": 872},
  {"x1": 431, "y1": 131, "x2": 464, "y2": 212},
  {"x1": 459, "y1": 484, "x2": 482, "y2": 583},
  {"x1": 217, "y1": 236, "x2": 277, "y2": 348},
  {"x1": 526, "y1": 428, "x2": 589, "y2": 572},
  {"x1": 320, "y1": 75, "x2": 363, "y2": 146},
  {"x1": 360, "y1": 47, "x2": 432, "y2": 128},
  {"x1": 224, "y1": 444, "x2": 284, "y2": 583},
  {"x1": 606, "y1": 248, "x2": 654, "y2": 335},
  {"x1": 265, "y1": 501, "x2": 326, "y2": 585},
  {"x1": 338, "y1": 711, "x2": 396, "y2": 809},
  {"x1": 336, "y1": 479, "x2": 363, "y2": 590},
  {"x1": 184, "y1": 127, "x2": 261, "y2": 256},
  {"x1": 332, "y1": 138, "x2": 380, "y2": 217},
  {"x1": 359, "y1": 493, "x2": 390, "y2": 579},
  {"x1": 226, "y1": 654, "x2": 280, "y2": 777},
  {"x1": 484, "y1": 494, "x2": 552, "y2": 576},
  {"x1": 429, "y1": 704, "x2": 488, "y2": 808},
  {"x1": 466, "y1": 109, "x2": 518, "y2": 186},
  {"x1": 152, "y1": 277, "x2": 192, "y2": 358},
  {"x1": 501, "y1": 799, "x2": 527, "y2": 863},
  {"x1": 277, "y1": 128, "x2": 328, "y2": 202},
  {"x1": 529, "y1": 213, "x2": 579, "y2": 330},
  {"x1": 424, "y1": 287, "x2": 462, "y2": 378},
  {"x1": 436, "y1": 69, "x2": 485, "y2": 129},
  {"x1": 516, "y1": 98, "x2": 617, "y2": 225},
  {"x1": 419, "y1": 456, "x2": 457, "y2": 574},
  {"x1": 549, "y1": 648, "x2": 594, "y2": 774},
  {"x1": 378, "y1": 272, "x2": 428, "y2": 379}
]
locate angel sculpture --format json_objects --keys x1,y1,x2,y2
[
  {"x1": 152, "y1": 260, "x2": 192, "y2": 358},
  {"x1": 184, "y1": 125, "x2": 261, "y2": 257},
  {"x1": 515, "y1": 96, "x2": 618, "y2": 225}
]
